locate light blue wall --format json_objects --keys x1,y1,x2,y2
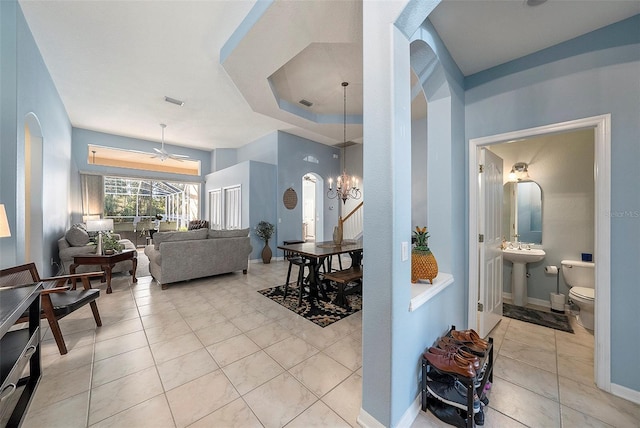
[
  {"x1": 361, "y1": 0, "x2": 469, "y2": 424},
  {"x1": 72, "y1": 128, "x2": 212, "y2": 224},
  {"x1": 203, "y1": 161, "x2": 276, "y2": 260},
  {"x1": 465, "y1": 14, "x2": 640, "y2": 392},
  {"x1": 237, "y1": 131, "x2": 278, "y2": 165},
  {"x1": 204, "y1": 160, "x2": 276, "y2": 261},
  {"x1": 204, "y1": 161, "x2": 250, "y2": 230},
  {"x1": 0, "y1": 0, "x2": 19, "y2": 269},
  {"x1": 276, "y1": 131, "x2": 339, "y2": 255},
  {"x1": 206, "y1": 130, "x2": 338, "y2": 260},
  {"x1": 1, "y1": 0, "x2": 72, "y2": 275},
  {"x1": 249, "y1": 161, "x2": 277, "y2": 259},
  {"x1": 212, "y1": 148, "x2": 237, "y2": 172}
]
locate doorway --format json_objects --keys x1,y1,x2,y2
[
  {"x1": 468, "y1": 114, "x2": 611, "y2": 391},
  {"x1": 302, "y1": 173, "x2": 318, "y2": 241}
]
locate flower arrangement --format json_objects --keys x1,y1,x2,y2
[
  {"x1": 255, "y1": 221, "x2": 275, "y2": 242},
  {"x1": 413, "y1": 226, "x2": 431, "y2": 252},
  {"x1": 102, "y1": 232, "x2": 124, "y2": 254}
]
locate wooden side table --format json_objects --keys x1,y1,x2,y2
[{"x1": 70, "y1": 250, "x2": 137, "y2": 294}]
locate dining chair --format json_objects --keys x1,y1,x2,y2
[
  {"x1": 281, "y1": 240, "x2": 311, "y2": 306},
  {"x1": 0, "y1": 262, "x2": 104, "y2": 355}
]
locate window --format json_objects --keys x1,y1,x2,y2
[
  {"x1": 209, "y1": 189, "x2": 222, "y2": 230},
  {"x1": 103, "y1": 176, "x2": 199, "y2": 230},
  {"x1": 209, "y1": 185, "x2": 242, "y2": 230},
  {"x1": 224, "y1": 186, "x2": 242, "y2": 229}
]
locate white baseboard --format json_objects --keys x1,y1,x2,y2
[
  {"x1": 356, "y1": 408, "x2": 385, "y2": 428},
  {"x1": 610, "y1": 382, "x2": 640, "y2": 405},
  {"x1": 503, "y1": 292, "x2": 552, "y2": 309},
  {"x1": 396, "y1": 395, "x2": 421, "y2": 427}
]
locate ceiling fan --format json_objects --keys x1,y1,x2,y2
[{"x1": 152, "y1": 123, "x2": 189, "y2": 162}]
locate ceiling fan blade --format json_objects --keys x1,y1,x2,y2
[{"x1": 153, "y1": 147, "x2": 164, "y2": 154}]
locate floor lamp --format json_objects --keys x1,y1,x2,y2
[{"x1": 0, "y1": 204, "x2": 10, "y2": 238}]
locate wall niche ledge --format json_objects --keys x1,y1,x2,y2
[{"x1": 409, "y1": 273, "x2": 454, "y2": 311}]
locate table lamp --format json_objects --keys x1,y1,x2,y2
[
  {"x1": 86, "y1": 219, "x2": 114, "y2": 255},
  {"x1": 0, "y1": 204, "x2": 11, "y2": 238}
]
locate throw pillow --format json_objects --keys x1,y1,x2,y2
[
  {"x1": 153, "y1": 228, "x2": 209, "y2": 250},
  {"x1": 208, "y1": 228, "x2": 250, "y2": 239},
  {"x1": 65, "y1": 224, "x2": 90, "y2": 247}
]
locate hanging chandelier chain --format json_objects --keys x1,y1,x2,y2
[
  {"x1": 327, "y1": 81, "x2": 361, "y2": 204},
  {"x1": 343, "y1": 82, "x2": 347, "y2": 151}
]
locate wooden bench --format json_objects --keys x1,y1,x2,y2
[{"x1": 323, "y1": 267, "x2": 363, "y2": 309}]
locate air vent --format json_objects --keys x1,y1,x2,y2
[
  {"x1": 299, "y1": 99, "x2": 313, "y2": 107},
  {"x1": 164, "y1": 96, "x2": 184, "y2": 106},
  {"x1": 333, "y1": 141, "x2": 357, "y2": 148}
]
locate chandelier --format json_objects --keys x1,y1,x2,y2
[{"x1": 328, "y1": 82, "x2": 361, "y2": 204}]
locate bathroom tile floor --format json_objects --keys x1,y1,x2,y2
[
  {"x1": 413, "y1": 302, "x2": 640, "y2": 428},
  {"x1": 20, "y1": 260, "x2": 639, "y2": 427}
]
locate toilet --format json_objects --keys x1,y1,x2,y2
[{"x1": 561, "y1": 260, "x2": 595, "y2": 330}]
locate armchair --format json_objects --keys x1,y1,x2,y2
[{"x1": 0, "y1": 263, "x2": 104, "y2": 355}]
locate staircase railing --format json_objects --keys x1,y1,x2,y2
[{"x1": 342, "y1": 201, "x2": 363, "y2": 240}]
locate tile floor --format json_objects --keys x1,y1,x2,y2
[{"x1": 20, "y1": 259, "x2": 639, "y2": 427}]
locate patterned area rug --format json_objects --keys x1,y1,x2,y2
[
  {"x1": 503, "y1": 303, "x2": 574, "y2": 333},
  {"x1": 258, "y1": 283, "x2": 361, "y2": 328}
]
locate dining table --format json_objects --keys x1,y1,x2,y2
[{"x1": 277, "y1": 240, "x2": 363, "y2": 303}]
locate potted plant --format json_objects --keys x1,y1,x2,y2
[
  {"x1": 102, "y1": 232, "x2": 124, "y2": 255},
  {"x1": 411, "y1": 226, "x2": 438, "y2": 283},
  {"x1": 255, "y1": 221, "x2": 275, "y2": 264}
]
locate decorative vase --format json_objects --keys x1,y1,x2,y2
[
  {"x1": 411, "y1": 250, "x2": 438, "y2": 283},
  {"x1": 333, "y1": 224, "x2": 343, "y2": 245},
  {"x1": 261, "y1": 240, "x2": 272, "y2": 264}
]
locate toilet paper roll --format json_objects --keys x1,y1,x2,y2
[{"x1": 545, "y1": 265, "x2": 558, "y2": 275}]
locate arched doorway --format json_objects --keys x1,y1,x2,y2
[{"x1": 24, "y1": 113, "x2": 44, "y2": 273}]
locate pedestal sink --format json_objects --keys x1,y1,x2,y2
[{"x1": 503, "y1": 247, "x2": 546, "y2": 307}]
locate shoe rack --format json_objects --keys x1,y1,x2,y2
[{"x1": 421, "y1": 326, "x2": 494, "y2": 428}]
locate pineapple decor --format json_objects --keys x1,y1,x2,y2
[{"x1": 411, "y1": 226, "x2": 438, "y2": 284}]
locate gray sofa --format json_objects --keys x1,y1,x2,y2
[
  {"x1": 144, "y1": 228, "x2": 252, "y2": 289},
  {"x1": 58, "y1": 224, "x2": 136, "y2": 274}
]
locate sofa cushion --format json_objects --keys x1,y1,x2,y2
[
  {"x1": 153, "y1": 228, "x2": 208, "y2": 249},
  {"x1": 208, "y1": 228, "x2": 250, "y2": 239},
  {"x1": 65, "y1": 224, "x2": 90, "y2": 247}
]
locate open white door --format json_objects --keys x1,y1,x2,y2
[{"x1": 478, "y1": 148, "x2": 503, "y2": 337}]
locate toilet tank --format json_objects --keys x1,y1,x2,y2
[{"x1": 561, "y1": 260, "x2": 595, "y2": 289}]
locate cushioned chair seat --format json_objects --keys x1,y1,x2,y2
[{"x1": 50, "y1": 289, "x2": 101, "y2": 317}]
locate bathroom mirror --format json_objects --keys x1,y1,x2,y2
[{"x1": 503, "y1": 180, "x2": 543, "y2": 244}]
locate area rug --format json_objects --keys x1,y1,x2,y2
[
  {"x1": 258, "y1": 283, "x2": 361, "y2": 328},
  {"x1": 503, "y1": 303, "x2": 573, "y2": 333}
]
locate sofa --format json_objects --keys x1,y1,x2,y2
[
  {"x1": 58, "y1": 224, "x2": 137, "y2": 274},
  {"x1": 144, "y1": 228, "x2": 252, "y2": 289}
]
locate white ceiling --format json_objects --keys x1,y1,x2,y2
[{"x1": 19, "y1": 0, "x2": 639, "y2": 151}]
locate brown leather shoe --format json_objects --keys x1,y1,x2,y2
[
  {"x1": 423, "y1": 350, "x2": 476, "y2": 379},
  {"x1": 438, "y1": 336, "x2": 486, "y2": 357},
  {"x1": 435, "y1": 338, "x2": 479, "y2": 359},
  {"x1": 450, "y1": 329, "x2": 489, "y2": 350},
  {"x1": 429, "y1": 346, "x2": 480, "y2": 370}
]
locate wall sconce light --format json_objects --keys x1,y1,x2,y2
[{"x1": 509, "y1": 162, "x2": 530, "y2": 181}]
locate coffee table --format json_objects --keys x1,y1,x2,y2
[{"x1": 70, "y1": 250, "x2": 137, "y2": 294}]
